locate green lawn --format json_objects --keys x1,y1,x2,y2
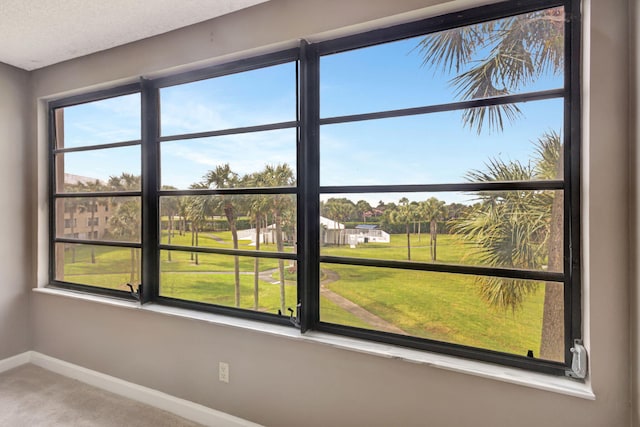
[{"x1": 59, "y1": 232, "x2": 548, "y2": 358}]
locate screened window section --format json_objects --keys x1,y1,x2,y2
[
  {"x1": 156, "y1": 58, "x2": 299, "y2": 318},
  {"x1": 50, "y1": 89, "x2": 142, "y2": 295},
  {"x1": 49, "y1": 0, "x2": 580, "y2": 375}
]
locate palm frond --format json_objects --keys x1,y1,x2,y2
[
  {"x1": 452, "y1": 152, "x2": 556, "y2": 311},
  {"x1": 416, "y1": 26, "x2": 482, "y2": 73},
  {"x1": 418, "y1": 7, "x2": 564, "y2": 134},
  {"x1": 533, "y1": 130, "x2": 562, "y2": 179}
]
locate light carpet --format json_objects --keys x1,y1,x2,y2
[{"x1": 0, "y1": 364, "x2": 203, "y2": 426}]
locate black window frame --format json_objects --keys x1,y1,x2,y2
[{"x1": 48, "y1": 0, "x2": 581, "y2": 376}]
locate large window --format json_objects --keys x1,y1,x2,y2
[{"x1": 49, "y1": 0, "x2": 581, "y2": 375}]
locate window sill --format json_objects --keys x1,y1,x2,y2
[{"x1": 33, "y1": 286, "x2": 595, "y2": 400}]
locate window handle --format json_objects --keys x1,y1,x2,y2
[
  {"x1": 288, "y1": 303, "x2": 301, "y2": 329},
  {"x1": 126, "y1": 283, "x2": 142, "y2": 302}
]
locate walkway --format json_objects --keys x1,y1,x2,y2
[
  {"x1": 319, "y1": 269, "x2": 406, "y2": 335},
  {"x1": 250, "y1": 267, "x2": 406, "y2": 334}
]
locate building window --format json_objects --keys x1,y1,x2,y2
[{"x1": 49, "y1": 0, "x2": 581, "y2": 375}]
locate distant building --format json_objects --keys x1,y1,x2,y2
[
  {"x1": 349, "y1": 224, "x2": 390, "y2": 243},
  {"x1": 239, "y1": 216, "x2": 344, "y2": 246},
  {"x1": 60, "y1": 174, "x2": 110, "y2": 240},
  {"x1": 321, "y1": 219, "x2": 390, "y2": 246}
]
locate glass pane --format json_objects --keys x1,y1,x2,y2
[
  {"x1": 160, "y1": 252, "x2": 297, "y2": 315},
  {"x1": 321, "y1": 7, "x2": 564, "y2": 118},
  {"x1": 320, "y1": 191, "x2": 563, "y2": 273},
  {"x1": 56, "y1": 146, "x2": 141, "y2": 192},
  {"x1": 54, "y1": 243, "x2": 140, "y2": 291},
  {"x1": 55, "y1": 93, "x2": 141, "y2": 149},
  {"x1": 160, "y1": 194, "x2": 297, "y2": 253},
  {"x1": 320, "y1": 99, "x2": 563, "y2": 186},
  {"x1": 56, "y1": 197, "x2": 141, "y2": 243},
  {"x1": 160, "y1": 129, "x2": 296, "y2": 189},
  {"x1": 320, "y1": 263, "x2": 564, "y2": 361},
  {"x1": 160, "y1": 62, "x2": 296, "y2": 136}
]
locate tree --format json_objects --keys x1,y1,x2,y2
[
  {"x1": 186, "y1": 184, "x2": 214, "y2": 266},
  {"x1": 418, "y1": 7, "x2": 565, "y2": 359},
  {"x1": 111, "y1": 201, "x2": 141, "y2": 284},
  {"x1": 78, "y1": 179, "x2": 106, "y2": 264},
  {"x1": 160, "y1": 186, "x2": 179, "y2": 262},
  {"x1": 63, "y1": 196, "x2": 81, "y2": 263},
  {"x1": 420, "y1": 198, "x2": 447, "y2": 261},
  {"x1": 203, "y1": 164, "x2": 241, "y2": 307},
  {"x1": 245, "y1": 172, "x2": 271, "y2": 311},
  {"x1": 322, "y1": 198, "x2": 355, "y2": 245},
  {"x1": 261, "y1": 164, "x2": 296, "y2": 315},
  {"x1": 391, "y1": 198, "x2": 414, "y2": 261},
  {"x1": 355, "y1": 200, "x2": 373, "y2": 223},
  {"x1": 176, "y1": 197, "x2": 189, "y2": 236},
  {"x1": 108, "y1": 173, "x2": 142, "y2": 285},
  {"x1": 452, "y1": 133, "x2": 561, "y2": 357}
]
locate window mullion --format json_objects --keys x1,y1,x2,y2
[
  {"x1": 141, "y1": 79, "x2": 160, "y2": 304},
  {"x1": 299, "y1": 40, "x2": 320, "y2": 332},
  {"x1": 565, "y1": 0, "x2": 583, "y2": 367}
]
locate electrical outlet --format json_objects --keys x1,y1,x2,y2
[{"x1": 219, "y1": 362, "x2": 230, "y2": 383}]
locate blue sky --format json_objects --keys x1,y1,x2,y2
[{"x1": 61, "y1": 29, "x2": 563, "y2": 206}]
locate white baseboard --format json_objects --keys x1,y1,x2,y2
[
  {"x1": 0, "y1": 351, "x2": 31, "y2": 373},
  {"x1": 0, "y1": 351, "x2": 262, "y2": 427}
]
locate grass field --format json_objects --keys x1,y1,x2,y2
[{"x1": 59, "y1": 229, "x2": 550, "y2": 357}]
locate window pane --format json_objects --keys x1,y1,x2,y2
[
  {"x1": 54, "y1": 243, "x2": 140, "y2": 291},
  {"x1": 320, "y1": 7, "x2": 564, "y2": 118},
  {"x1": 160, "y1": 129, "x2": 296, "y2": 189},
  {"x1": 320, "y1": 263, "x2": 564, "y2": 361},
  {"x1": 320, "y1": 99, "x2": 563, "y2": 186},
  {"x1": 54, "y1": 93, "x2": 140, "y2": 149},
  {"x1": 320, "y1": 191, "x2": 563, "y2": 273},
  {"x1": 56, "y1": 197, "x2": 141, "y2": 243},
  {"x1": 160, "y1": 62, "x2": 296, "y2": 136},
  {"x1": 160, "y1": 251, "x2": 297, "y2": 315},
  {"x1": 160, "y1": 194, "x2": 297, "y2": 253},
  {"x1": 56, "y1": 146, "x2": 141, "y2": 192}
]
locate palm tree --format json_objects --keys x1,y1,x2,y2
[
  {"x1": 176, "y1": 197, "x2": 189, "y2": 236},
  {"x1": 418, "y1": 7, "x2": 565, "y2": 359},
  {"x1": 391, "y1": 198, "x2": 414, "y2": 261},
  {"x1": 536, "y1": 131, "x2": 564, "y2": 361},
  {"x1": 204, "y1": 164, "x2": 241, "y2": 307},
  {"x1": 261, "y1": 164, "x2": 295, "y2": 315},
  {"x1": 245, "y1": 172, "x2": 271, "y2": 311},
  {"x1": 322, "y1": 198, "x2": 355, "y2": 245},
  {"x1": 160, "y1": 186, "x2": 179, "y2": 262},
  {"x1": 356, "y1": 200, "x2": 373, "y2": 223},
  {"x1": 110, "y1": 200, "x2": 141, "y2": 285},
  {"x1": 78, "y1": 179, "x2": 106, "y2": 264},
  {"x1": 186, "y1": 185, "x2": 211, "y2": 266},
  {"x1": 63, "y1": 194, "x2": 81, "y2": 263},
  {"x1": 420, "y1": 197, "x2": 447, "y2": 261},
  {"x1": 452, "y1": 133, "x2": 561, "y2": 357},
  {"x1": 107, "y1": 173, "x2": 142, "y2": 285}
]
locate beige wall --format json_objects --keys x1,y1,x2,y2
[
  {"x1": 630, "y1": 0, "x2": 639, "y2": 424},
  {"x1": 24, "y1": 0, "x2": 633, "y2": 426},
  {"x1": 0, "y1": 62, "x2": 31, "y2": 359}
]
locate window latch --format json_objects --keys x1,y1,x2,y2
[
  {"x1": 126, "y1": 283, "x2": 142, "y2": 303},
  {"x1": 566, "y1": 339, "x2": 587, "y2": 379},
  {"x1": 288, "y1": 303, "x2": 302, "y2": 329}
]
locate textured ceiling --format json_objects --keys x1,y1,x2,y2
[{"x1": 0, "y1": 0, "x2": 269, "y2": 70}]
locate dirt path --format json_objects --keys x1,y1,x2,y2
[
  {"x1": 206, "y1": 234, "x2": 225, "y2": 243},
  {"x1": 320, "y1": 269, "x2": 406, "y2": 335}
]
